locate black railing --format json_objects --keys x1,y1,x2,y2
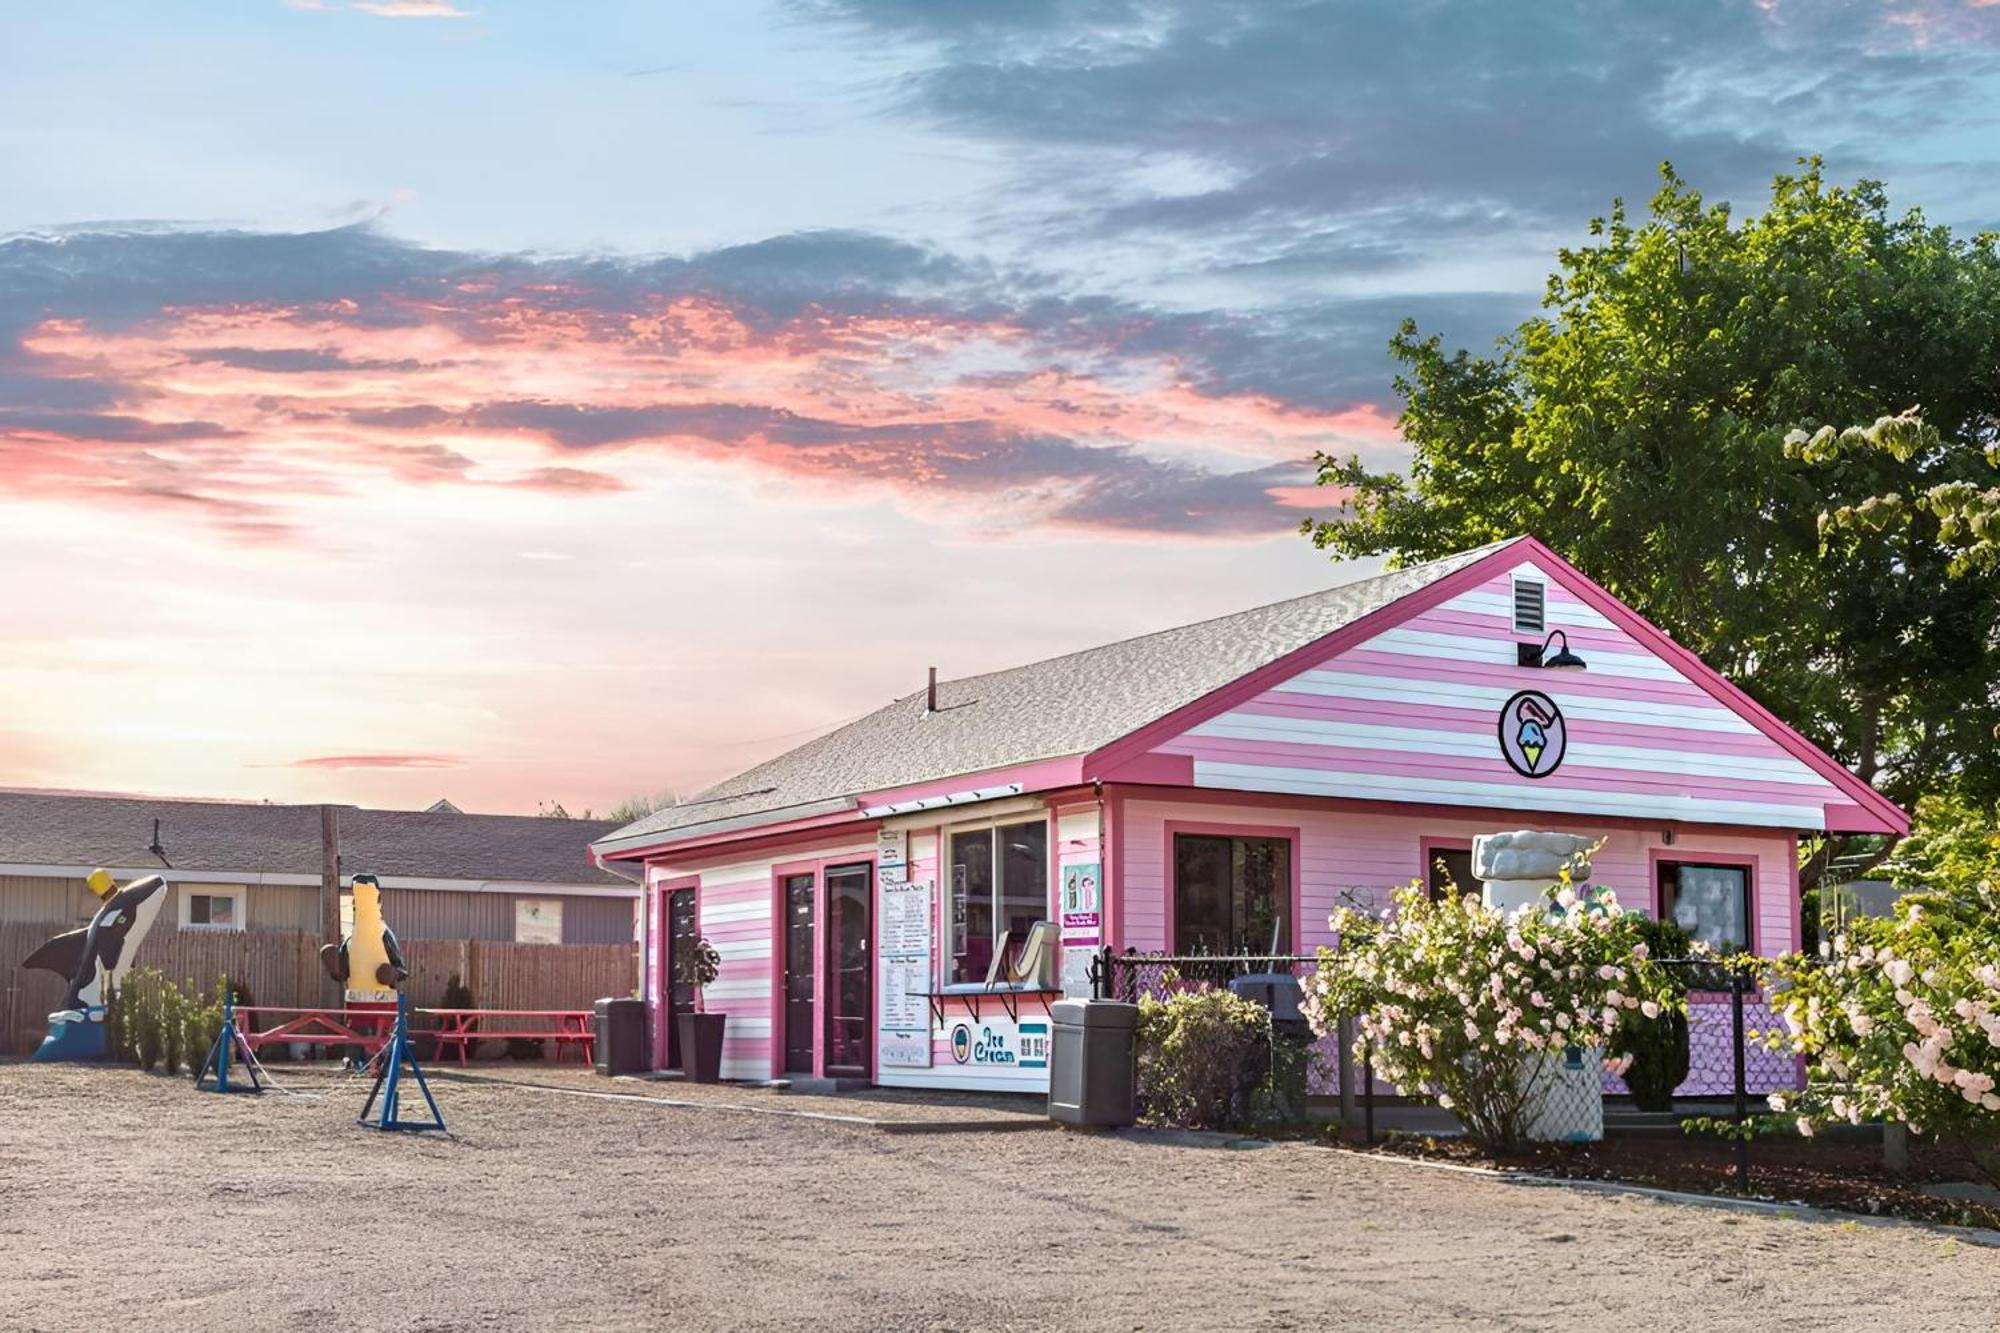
[{"x1": 1089, "y1": 947, "x2": 1318, "y2": 1002}]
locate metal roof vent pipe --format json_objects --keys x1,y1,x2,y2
[{"x1": 925, "y1": 666, "x2": 938, "y2": 715}]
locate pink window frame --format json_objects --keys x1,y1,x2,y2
[{"x1": 1161, "y1": 820, "x2": 1303, "y2": 956}]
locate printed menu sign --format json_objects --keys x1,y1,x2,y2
[{"x1": 878, "y1": 877, "x2": 934, "y2": 1068}]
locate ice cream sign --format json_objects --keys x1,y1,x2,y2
[{"x1": 1498, "y1": 689, "x2": 1567, "y2": 779}]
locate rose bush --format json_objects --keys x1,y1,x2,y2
[
  {"x1": 1763, "y1": 879, "x2": 2000, "y2": 1187},
  {"x1": 1302, "y1": 876, "x2": 1678, "y2": 1150}
]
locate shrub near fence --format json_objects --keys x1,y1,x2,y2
[{"x1": 0, "y1": 921, "x2": 636, "y2": 1056}]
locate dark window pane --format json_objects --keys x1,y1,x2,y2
[
  {"x1": 998, "y1": 821, "x2": 1048, "y2": 965},
  {"x1": 1173, "y1": 835, "x2": 1232, "y2": 954},
  {"x1": 950, "y1": 828, "x2": 994, "y2": 984},
  {"x1": 188, "y1": 895, "x2": 211, "y2": 925},
  {"x1": 1427, "y1": 848, "x2": 1474, "y2": 902},
  {"x1": 1661, "y1": 863, "x2": 1749, "y2": 953},
  {"x1": 1236, "y1": 838, "x2": 1290, "y2": 954}
]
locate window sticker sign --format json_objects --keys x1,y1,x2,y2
[{"x1": 1060, "y1": 862, "x2": 1101, "y2": 936}]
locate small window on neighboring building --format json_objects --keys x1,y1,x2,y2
[
  {"x1": 1659, "y1": 861, "x2": 1751, "y2": 954},
  {"x1": 180, "y1": 886, "x2": 244, "y2": 931},
  {"x1": 1512, "y1": 576, "x2": 1546, "y2": 634},
  {"x1": 1426, "y1": 846, "x2": 1474, "y2": 902}
]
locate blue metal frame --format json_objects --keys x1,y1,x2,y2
[
  {"x1": 358, "y1": 991, "x2": 446, "y2": 1133},
  {"x1": 194, "y1": 995, "x2": 264, "y2": 1095}
]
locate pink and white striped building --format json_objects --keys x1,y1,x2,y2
[{"x1": 593, "y1": 537, "x2": 1903, "y2": 1093}]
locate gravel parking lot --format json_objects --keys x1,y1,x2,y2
[{"x1": 0, "y1": 1064, "x2": 1993, "y2": 1332}]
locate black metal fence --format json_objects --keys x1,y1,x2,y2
[{"x1": 1090, "y1": 946, "x2": 1796, "y2": 1190}]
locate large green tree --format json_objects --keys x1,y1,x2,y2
[{"x1": 1303, "y1": 161, "x2": 2000, "y2": 882}]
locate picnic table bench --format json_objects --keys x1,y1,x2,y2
[
  {"x1": 234, "y1": 1006, "x2": 395, "y2": 1057},
  {"x1": 419, "y1": 1008, "x2": 595, "y2": 1065}
]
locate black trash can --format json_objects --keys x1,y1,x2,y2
[
  {"x1": 594, "y1": 997, "x2": 647, "y2": 1076},
  {"x1": 1049, "y1": 999, "x2": 1139, "y2": 1128},
  {"x1": 1228, "y1": 972, "x2": 1313, "y2": 1122}
]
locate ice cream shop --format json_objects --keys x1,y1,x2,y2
[{"x1": 590, "y1": 536, "x2": 1905, "y2": 1093}]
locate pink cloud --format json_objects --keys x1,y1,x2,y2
[{"x1": 286, "y1": 754, "x2": 467, "y2": 770}]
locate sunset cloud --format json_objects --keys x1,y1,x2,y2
[{"x1": 0, "y1": 224, "x2": 1396, "y2": 547}]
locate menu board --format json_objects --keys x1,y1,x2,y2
[{"x1": 878, "y1": 877, "x2": 934, "y2": 1068}]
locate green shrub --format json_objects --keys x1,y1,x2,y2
[
  {"x1": 1764, "y1": 880, "x2": 2000, "y2": 1189},
  {"x1": 1303, "y1": 877, "x2": 1678, "y2": 1151},
  {"x1": 1136, "y1": 981, "x2": 1278, "y2": 1132},
  {"x1": 160, "y1": 979, "x2": 185, "y2": 1074},
  {"x1": 104, "y1": 978, "x2": 127, "y2": 1063},
  {"x1": 1609, "y1": 917, "x2": 1696, "y2": 1112},
  {"x1": 128, "y1": 968, "x2": 165, "y2": 1072}
]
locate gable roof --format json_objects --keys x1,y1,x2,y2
[
  {"x1": 595, "y1": 539, "x2": 1517, "y2": 854},
  {"x1": 0, "y1": 789, "x2": 629, "y2": 887},
  {"x1": 601, "y1": 534, "x2": 1908, "y2": 857}
]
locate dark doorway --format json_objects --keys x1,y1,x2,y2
[
  {"x1": 823, "y1": 862, "x2": 872, "y2": 1078},
  {"x1": 665, "y1": 887, "x2": 698, "y2": 1071},
  {"x1": 782, "y1": 872, "x2": 816, "y2": 1075},
  {"x1": 1427, "y1": 846, "x2": 1475, "y2": 902}
]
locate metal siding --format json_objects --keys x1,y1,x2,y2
[
  {"x1": 380, "y1": 887, "x2": 514, "y2": 942},
  {"x1": 562, "y1": 895, "x2": 636, "y2": 945},
  {"x1": 0, "y1": 874, "x2": 95, "y2": 924}
]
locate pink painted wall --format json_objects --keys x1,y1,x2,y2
[
  {"x1": 1117, "y1": 794, "x2": 1797, "y2": 958},
  {"x1": 1146, "y1": 556, "x2": 1859, "y2": 832}
]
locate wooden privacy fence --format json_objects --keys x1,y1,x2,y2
[{"x1": 0, "y1": 921, "x2": 635, "y2": 1056}]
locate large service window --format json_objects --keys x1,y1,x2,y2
[
  {"x1": 947, "y1": 819, "x2": 1047, "y2": 985},
  {"x1": 1659, "y1": 861, "x2": 1751, "y2": 954},
  {"x1": 1173, "y1": 833, "x2": 1291, "y2": 955}
]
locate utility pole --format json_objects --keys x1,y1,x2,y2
[{"x1": 319, "y1": 805, "x2": 342, "y2": 1008}]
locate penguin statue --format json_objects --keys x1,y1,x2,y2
[
  {"x1": 22, "y1": 868, "x2": 170, "y2": 1061},
  {"x1": 320, "y1": 872, "x2": 408, "y2": 1003}
]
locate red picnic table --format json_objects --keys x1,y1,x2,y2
[
  {"x1": 419, "y1": 1008, "x2": 595, "y2": 1066},
  {"x1": 234, "y1": 1006, "x2": 396, "y2": 1058}
]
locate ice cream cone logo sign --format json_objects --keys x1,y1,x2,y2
[{"x1": 1498, "y1": 690, "x2": 1567, "y2": 779}]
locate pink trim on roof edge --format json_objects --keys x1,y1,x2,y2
[{"x1": 1510, "y1": 538, "x2": 1907, "y2": 836}]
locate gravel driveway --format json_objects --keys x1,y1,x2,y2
[{"x1": 0, "y1": 1064, "x2": 1992, "y2": 1331}]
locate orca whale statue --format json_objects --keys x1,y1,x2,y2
[{"x1": 22, "y1": 869, "x2": 170, "y2": 1062}]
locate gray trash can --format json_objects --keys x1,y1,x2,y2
[
  {"x1": 594, "y1": 997, "x2": 647, "y2": 1076},
  {"x1": 1049, "y1": 999, "x2": 1139, "y2": 1127}
]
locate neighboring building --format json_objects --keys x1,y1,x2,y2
[
  {"x1": 593, "y1": 536, "x2": 1905, "y2": 1090},
  {"x1": 0, "y1": 791, "x2": 636, "y2": 944}
]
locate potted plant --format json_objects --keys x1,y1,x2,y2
[{"x1": 675, "y1": 934, "x2": 726, "y2": 1082}]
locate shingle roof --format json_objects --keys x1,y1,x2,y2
[
  {"x1": 598, "y1": 539, "x2": 1519, "y2": 853},
  {"x1": 0, "y1": 790, "x2": 629, "y2": 887}
]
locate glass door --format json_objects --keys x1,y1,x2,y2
[
  {"x1": 665, "y1": 887, "x2": 698, "y2": 1071},
  {"x1": 823, "y1": 862, "x2": 872, "y2": 1078},
  {"x1": 782, "y1": 872, "x2": 816, "y2": 1075}
]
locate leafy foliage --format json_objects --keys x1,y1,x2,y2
[
  {"x1": 1303, "y1": 875, "x2": 1676, "y2": 1151},
  {"x1": 1762, "y1": 882, "x2": 2000, "y2": 1188},
  {"x1": 1882, "y1": 791, "x2": 2000, "y2": 897},
  {"x1": 1609, "y1": 916, "x2": 1697, "y2": 1112},
  {"x1": 676, "y1": 935, "x2": 722, "y2": 997},
  {"x1": 1301, "y1": 160, "x2": 2000, "y2": 872},
  {"x1": 1135, "y1": 982, "x2": 1289, "y2": 1132}
]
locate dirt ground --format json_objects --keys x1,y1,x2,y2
[{"x1": 1, "y1": 1064, "x2": 1996, "y2": 1332}]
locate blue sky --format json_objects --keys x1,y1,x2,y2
[{"x1": 3, "y1": 1, "x2": 1997, "y2": 813}]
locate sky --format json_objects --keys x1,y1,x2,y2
[{"x1": 4, "y1": 0, "x2": 1999, "y2": 817}]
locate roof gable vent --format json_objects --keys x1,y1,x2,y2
[{"x1": 1512, "y1": 577, "x2": 1545, "y2": 635}]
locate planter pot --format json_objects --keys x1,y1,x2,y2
[{"x1": 678, "y1": 1012, "x2": 726, "y2": 1083}]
